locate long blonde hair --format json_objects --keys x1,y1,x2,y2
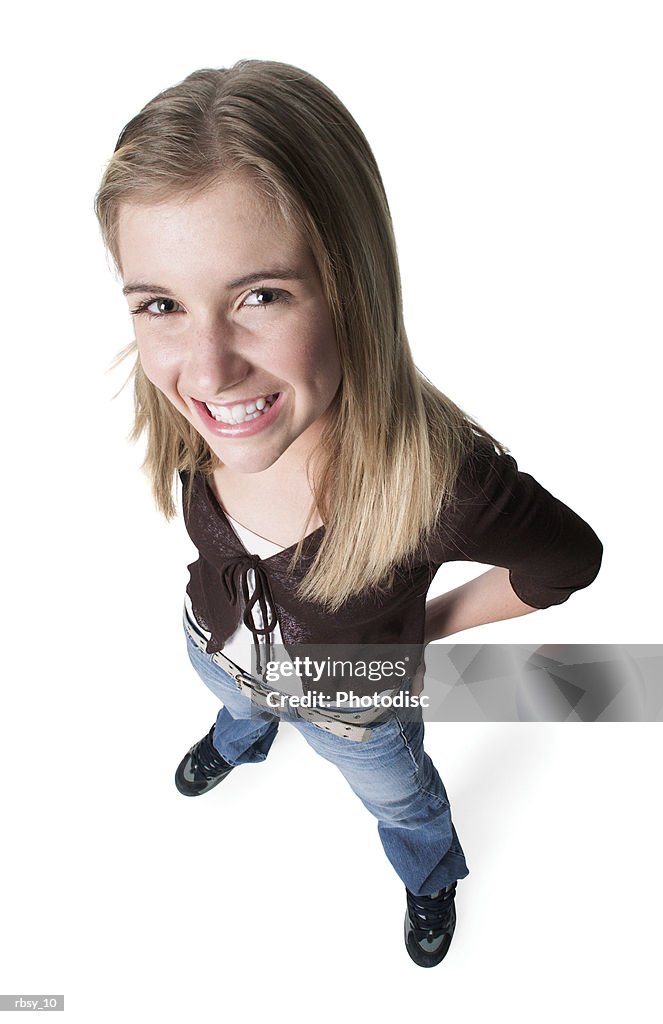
[{"x1": 95, "y1": 60, "x2": 508, "y2": 612}]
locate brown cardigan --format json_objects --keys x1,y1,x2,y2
[{"x1": 180, "y1": 438, "x2": 603, "y2": 673}]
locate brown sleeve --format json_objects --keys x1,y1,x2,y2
[{"x1": 429, "y1": 439, "x2": 604, "y2": 608}]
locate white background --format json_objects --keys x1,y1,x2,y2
[{"x1": 1, "y1": 1, "x2": 661, "y2": 1021}]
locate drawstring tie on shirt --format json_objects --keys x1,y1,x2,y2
[{"x1": 220, "y1": 554, "x2": 278, "y2": 677}]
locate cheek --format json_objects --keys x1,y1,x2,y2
[
  {"x1": 281, "y1": 319, "x2": 341, "y2": 389},
  {"x1": 136, "y1": 339, "x2": 179, "y2": 393},
  {"x1": 311, "y1": 328, "x2": 342, "y2": 393}
]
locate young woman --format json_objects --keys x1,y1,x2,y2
[{"x1": 95, "y1": 59, "x2": 603, "y2": 967}]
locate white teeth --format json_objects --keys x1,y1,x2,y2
[
  {"x1": 207, "y1": 405, "x2": 234, "y2": 423},
  {"x1": 204, "y1": 393, "x2": 278, "y2": 424}
]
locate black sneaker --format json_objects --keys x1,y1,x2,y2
[
  {"x1": 175, "y1": 723, "x2": 235, "y2": 797},
  {"x1": 404, "y1": 882, "x2": 458, "y2": 967}
]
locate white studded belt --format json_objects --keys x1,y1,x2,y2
[{"x1": 182, "y1": 602, "x2": 405, "y2": 742}]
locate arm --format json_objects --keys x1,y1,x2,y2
[
  {"x1": 424, "y1": 565, "x2": 537, "y2": 643},
  {"x1": 412, "y1": 439, "x2": 603, "y2": 691},
  {"x1": 412, "y1": 566, "x2": 536, "y2": 694},
  {"x1": 427, "y1": 438, "x2": 604, "y2": 610},
  {"x1": 411, "y1": 438, "x2": 602, "y2": 688}
]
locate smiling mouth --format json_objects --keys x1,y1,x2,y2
[{"x1": 202, "y1": 393, "x2": 280, "y2": 424}]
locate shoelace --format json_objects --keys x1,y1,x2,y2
[
  {"x1": 406, "y1": 882, "x2": 457, "y2": 939},
  {"x1": 190, "y1": 726, "x2": 231, "y2": 780}
]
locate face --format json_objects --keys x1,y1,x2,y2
[{"x1": 117, "y1": 174, "x2": 342, "y2": 475}]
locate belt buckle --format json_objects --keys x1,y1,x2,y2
[
  {"x1": 212, "y1": 653, "x2": 249, "y2": 686},
  {"x1": 234, "y1": 675, "x2": 276, "y2": 714}
]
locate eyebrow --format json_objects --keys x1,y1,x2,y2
[{"x1": 122, "y1": 268, "x2": 306, "y2": 296}]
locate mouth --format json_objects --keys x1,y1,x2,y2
[
  {"x1": 203, "y1": 392, "x2": 280, "y2": 424},
  {"x1": 191, "y1": 392, "x2": 283, "y2": 437}
]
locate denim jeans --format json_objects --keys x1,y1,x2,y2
[{"x1": 184, "y1": 625, "x2": 470, "y2": 895}]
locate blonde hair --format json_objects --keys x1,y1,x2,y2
[{"x1": 95, "y1": 59, "x2": 508, "y2": 612}]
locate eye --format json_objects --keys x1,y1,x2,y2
[
  {"x1": 130, "y1": 296, "x2": 183, "y2": 319},
  {"x1": 242, "y1": 287, "x2": 286, "y2": 309}
]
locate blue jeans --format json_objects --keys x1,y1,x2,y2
[{"x1": 184, "y1": 626, "x2": 470, "y2": 895}]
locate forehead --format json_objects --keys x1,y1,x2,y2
[{"x1": 116, "y1": 174, "x2": 309, "y2": 283}]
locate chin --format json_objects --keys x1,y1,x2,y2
[{"x1": 209, "y1": 445, "x2": 285, "y2": 475}]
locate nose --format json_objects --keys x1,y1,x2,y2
[{"x1": 182, "y1": 320, "x2": 250, "y2": 400}]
